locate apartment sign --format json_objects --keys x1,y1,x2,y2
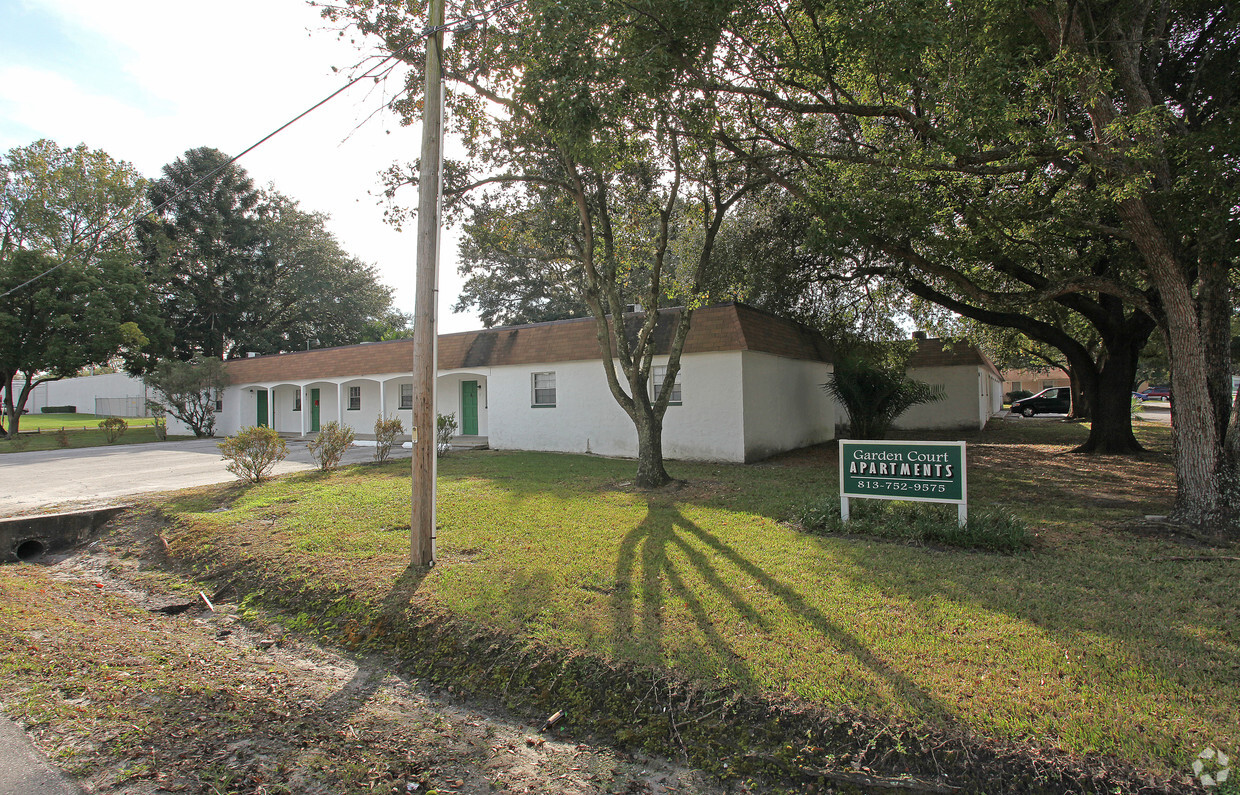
[{"x1": 839, "y1": 439, "x2": 968, "y2": 524}]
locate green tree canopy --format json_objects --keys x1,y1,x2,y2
[
  {"x1": 1, "y1": 139, "x2": 147, "y2": 265},
  {"x1": 328, "y1": 0, "x2": 767, "y2": 487},
  {"x1": 143, "y1": 355, "x2": 227, "y2": 438},
  {"x1": 638, "y1": 0, "x2": 1236, "y2": 522},
  {"x1": 138, "y1": 147, "x2": 266, "y2": 360},
  {"x1": 0, "y1": 250, "x2": 158, "y2": 437},
  {"x1": 139, "y1": 148, "x2": 398, "y2": 359},
  {"x1": 248, "y1": 191, "x2": 395, "y2": 352}
]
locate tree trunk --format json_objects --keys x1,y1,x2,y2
[
  {"x1": 1200, "y1": 257, "x2": 1233, "y2": 447},
  {"x1": 1078, "y1": 346, "x2": 1143, "y2": 453},
  {"x1": 1117, "y1": 199, "x2": 1220, "y2": 522},
  {"x1": 1076, "y1": 325, "x2": 1148, "y2": 454},
  {"x1": 1066, "y1": 367, "x2": 1089, "y2": 420},
  {"x1": 633, "y1": 408, "x2": 671, "y2": 488},
  {"x1": 2, "y1": 373, "x2": 21, "y2": 439}
]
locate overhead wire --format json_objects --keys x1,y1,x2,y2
[{"x1": 0, "y1": 0, "x2": 523, "y2": 299}]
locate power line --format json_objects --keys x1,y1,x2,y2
[{"x1": 1, "y1": 0, "x2": 523, "y2": 299}]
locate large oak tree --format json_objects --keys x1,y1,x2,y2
[
  {"x1": 641, "y1": 0, "x2": 1237, "y2": 524},
  {"x1": 0, "y1": 140, "x2": 166, "y2": 433},
  {"x1": 324, "y1": 0, "x2": 764, "y2": 487}
]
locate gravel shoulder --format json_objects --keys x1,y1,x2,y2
[{"x1": 0, "y1": 511, "x2": 731, "y2": 795}]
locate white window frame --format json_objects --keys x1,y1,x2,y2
[
  {"x1": 399, "y1": 383, "x2": 413, "y2": 410},
  {"x1": 651, "y1": 365, "x2": 681, "y2": 405},
  {"x1": 348, "y1": 385, "x2": 361, "y2": 411},
  {"x1": 531, "y1": 372, "x2": 556, "y2": 407}
]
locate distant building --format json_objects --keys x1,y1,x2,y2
[
  {"x1": 896, "y1": 337, "x2": 1005, "y2": 431},
  {"x1": 1001, "y1": 368, "x2": 1070, "y2": 397}
]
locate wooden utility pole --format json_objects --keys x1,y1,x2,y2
[{"x1": 411, "y1": 0, "x2": 444, "y2": 567}]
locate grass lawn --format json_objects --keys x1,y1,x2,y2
[
  {"x1": 15, "y1": 412, "x2": 159, "y2": 430},
  {"x1": 0, "y1": 415, "x2": 185, "y2": 454},
  {"x1": 160, "y1": 418, "x2": 1237, "y2": 783}
]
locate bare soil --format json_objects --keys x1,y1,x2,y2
[{"x1": 0, "y1": 512, "x2": 735, "y2": 795}]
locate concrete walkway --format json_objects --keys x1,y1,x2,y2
[{"x1": 0, "y1": 437, "x2": 411, "y2": 517}]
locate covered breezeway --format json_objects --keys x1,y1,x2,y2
[{"x1": 231, "y1": 373, "x2": 489, "y2": 443}]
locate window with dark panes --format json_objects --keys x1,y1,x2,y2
[
  {"x1": 348, "y1": 386, "x2": 361, "y2": 411},
  {"x1": 651, "y1": 365, "x2": 681, "y2": 404},
  {"x1": 532, "y1": 372, "x2": 556, "y2": 407}
]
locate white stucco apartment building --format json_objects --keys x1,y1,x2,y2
[
  {"x1": 894, "y1": 336, "x2": 1005, "y2": 431},
  {"x1": 215, "y1": 304, "x2": 841, "y2": 463},
  {"x1": 23, "y1": 305, "x2": 1002, "y2": 461}
]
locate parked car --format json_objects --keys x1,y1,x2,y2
[
  {"x1": 1140, "y1": 386, "x2": 1171, "y2": 402},
  {"x1": 1010, "y1": 387, "x2": 1071, "y2": 417}
]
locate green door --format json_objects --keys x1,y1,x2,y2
[
  {"x1": 310, "y1": 388, "x2": 320, "y2": 432},
  {"x1": 461, "y1": 380, "x2": 478, "y2": 436},
  {"x1": 256, "y1": 390, "x2": 269, "y2": 427}
]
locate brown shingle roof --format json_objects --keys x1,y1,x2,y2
[
  {"x1": 907, "y1": 338, "x2": 1002, "y2": 379},
  {"x1": 224, "y1": 303, "x2": 834, "y2": 384}
]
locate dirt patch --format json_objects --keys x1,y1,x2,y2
[{"x1": 0, "y1": 521, "x2": 732, "y2": 795}]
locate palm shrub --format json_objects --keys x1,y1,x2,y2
[
  {"x1": 373, "y1": 416, "x2": 404, "y2": 462},
  {"x1": 823, "y1": 354, "x2": 945, "y2": 439},
  {"x1": 218, "y1": 426, "x2": 288, "y2": 483},
  {"x1": 309, "y1": 421, "x2": 355, "y2": 470}
]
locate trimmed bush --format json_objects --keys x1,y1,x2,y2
[
  {"x1": 373, "y1": 416, "x2": 404, "y2": 462},
  {"x1": 147, "y1": 400, "x2": 168, "y2": 441},
  {"x1": 795, "y1": 495, "x2": 1032, "y2": 553},
  {"x1": 436, "y1": 412, "x2": 458, "y2": 457},
  {"x1": 99, "y1": 417, "x2": 128, "y2": 443},
  {"x1": 40, "y1": 405, "x2": 76, "y2": 414},
  {"x1": 1005, "y1": 390, "x2": 1034, "y2": 403},
  {"x1": 308, "y1": 421, "x2": 354, "y2": 470},
  {"x1": 218, "y1": 426, "x2": 288, "y2": 483}
]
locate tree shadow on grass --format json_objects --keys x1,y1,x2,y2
[
  {"x1": 376, "y1": 563, "x2": 430, "y2": 620},
  {"x1": 611, "y1": 502, "x2": 954, "y2": 722}
]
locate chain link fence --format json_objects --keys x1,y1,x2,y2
[{"x1": 94, "y1": 396, "x2": 150, "y2": 418}]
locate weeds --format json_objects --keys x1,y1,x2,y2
[{"x1": 795, "y1": 495, "x2": 1033, "y2": 552}]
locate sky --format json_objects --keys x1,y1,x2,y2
[{"x1": 0, "y1": 0, "x2": 480, "y2": 334}]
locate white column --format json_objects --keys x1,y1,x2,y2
[
  {"x1": 268, "y1": 386, "x2": 275, "y2": 430},
  {"x1": 299, "y1": 385, "x2": 306, "y2": 437},
  {"x1": 379, "y1": 379, "x2": 387, "y2": 420},
  {"x1": 337, "y1": 383, "x2": 344, "y2": 427}
]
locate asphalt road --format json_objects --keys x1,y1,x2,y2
[
  {"x1": 1000, "y1": 401, "x2": 1171, "y2": 424},
  {"x1": 0, "y1": 716, "x2": 83, "y2": 795},
  {"x1": 0, "y1": 437, "x2": 410, "y2": 517}
]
